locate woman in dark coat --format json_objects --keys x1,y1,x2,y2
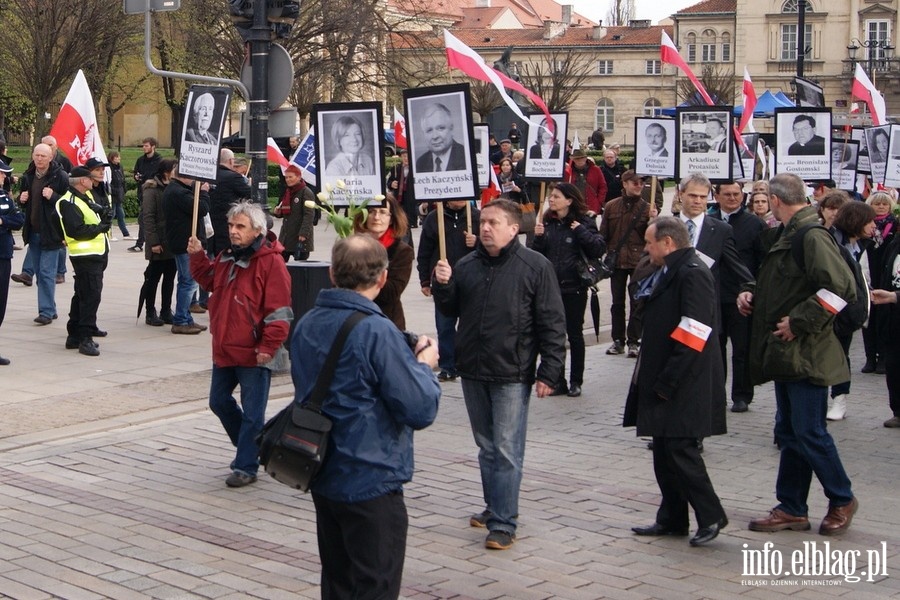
[
  {"x1": 141, "y1": 159, "x2": 178, "y2": 326},
  {"x1": 353, "y1": 193, "x2": 413, "y2": 329},
  {"x1": 532, "y1": 182, "x2": 605, "y2": 397},
  {"x1": 623, "y1": 217, "x2": 727, "y2": 545},
  {"x1": 275, "y1": 165, "x2": 315, "y2": 261}
]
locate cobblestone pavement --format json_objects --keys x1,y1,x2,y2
[{"x1": 0, "y1": 217, "x2": 897, "y2": 599}]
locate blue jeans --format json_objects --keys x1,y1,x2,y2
[
  {"x1": 113, "y1": 201, "x2": 130, "y2": 237},
  {"x1": 25, "y1": 234, "x2": 61, "y2": 318},
  {"x1": 773, "y1": 380, "x2": 854, "y2": 516},
  {"x1": 434, "y1": 307, "x2": 457, "y2": 374},
  {"x1": 21, "y1": 239, "x2": 66, "y2": 276},
  {"x1": 209, "y1": 365, "x2": 272, "y2": 476},
  {"x1": 173, "y1": 253, "x2": 197, "y2": 326},
  {"x1": 460, "y1": 379, "x2": 531, "y2": 535}
]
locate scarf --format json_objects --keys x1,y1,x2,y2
[
  {"x1": 377, "y1": 229, "x2": 395, "y2": 250},
  {"x1": 278, "y1": 181, "x2": 305, "y2": 215}
]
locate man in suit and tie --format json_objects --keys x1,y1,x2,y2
[
  {"x1": 705, "y1": 118, "x2": 727, "y2": 153},
  {"x1": 185, "y1": 93, "x2": 219, "y2": 146},
  {"x1": 415, "y1": 102, "x2": 467, "y2": 173},
  {"x1": 645, "y1": 123, "x2": 669, "y2": 157},
  {"x1": 787, "y1": 114, "x2": 826, "y2": 156},
  {"x1": 709, "y1": 181, "x2": 766, "y2": 413}
]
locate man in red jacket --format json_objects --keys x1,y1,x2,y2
[
  {"x1": 565, "y1": 149, "x2": 606, "y2": 215},
  {"x1": 188, "y1": 200, "x2": 293, "y2": 488}
]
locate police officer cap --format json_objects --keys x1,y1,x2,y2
[
  {"x1": 0, "y1": 159, "x2": 12, "y2": 173},
  {"x1": 84, "y1": 157, "x2": 109, "y2": 170},
  {"x1": 70, "y1": 166, "x2": 92, "y2": 178}
]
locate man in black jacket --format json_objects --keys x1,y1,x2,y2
[
  {"x1": 417, "y1": 200, "x2": 479, "y2": 381},
  {"x1": 432, "y1": 199, "x2": 566, "y2": 551},
  {"x1": 130, "y1": 137, "x2": 163, "y2": 252},
  {"x1": 208, "y1": 149, "x2": 252, "y2": 257}
]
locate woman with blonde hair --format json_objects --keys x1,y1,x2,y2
[{"x1": 863, "y1": 191, "x2": 899, "y2": 374}]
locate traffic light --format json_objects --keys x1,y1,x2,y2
[{"x1": 229, "y1": 0, "x2": 299, "y2": 41}]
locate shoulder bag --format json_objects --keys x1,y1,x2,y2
[{"x1": 256, "y1": 311, "x2": 368, "y2": 491}]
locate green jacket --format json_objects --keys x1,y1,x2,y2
[{"x1": 744, "y1": 205, "x2": 855, "y2": 386}]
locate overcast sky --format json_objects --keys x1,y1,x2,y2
[{"x1": 569, "y1": 0, "x2": 698, "y2": 25}]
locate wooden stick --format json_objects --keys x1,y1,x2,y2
[
  {"x1": 191, "y1": 180, "x2": 201, "y2": 242},
  {"x1": 436, "y1": 203, "x2": 446, "y2": 261},
  {"x1": 537, "y1": 181, "x2": 546, "y2": 215},
  {"x1": 466, "y1": 201, "x2": 472, "y2": 233},
  {"x1": 650, "y1": 176, "x2": 658, "y2": 215}
]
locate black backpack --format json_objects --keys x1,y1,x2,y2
[{"x1": 790, "y1": 224, "x2": 869, "y2": 337}]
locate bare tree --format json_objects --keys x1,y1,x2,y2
[
  {"x1": 676, "y1": 64, "x2": 736, "y2": 105},
  {"x1": 0, "y1": 0, "x2": 139, "y2": 136},
  {"x1": 607, "y1": 0, "x2": 637, "y2": 26},
  {"x1": 516, "y1": 49, "x2": 595, "y2": 112},
  {"x1": 469, "y1": 82, "x2": 505, "y2": 121}
]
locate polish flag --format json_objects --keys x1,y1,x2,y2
[
  {"x1": 49, "y1": 70, "x2": 107, "y2": 167},
  {"x1": 444, "y1": 29, "x2": 554, "y2": 136},
  {"x1": 670, "y1": 316, "x2": 713, "y2": 352},
  {"x1": 267, "y1": 137, "x2": 289, "y2": 173},
  {"x1": 393, "y1": 108, "x2": 407, "y2": 150},
  {"x1": 739, "y1": 67, "x2": 758, "y2": 133},
  {"x1": 660, "y1": 31, "x2": 713, "y2": 106},
  {"x1": 572, "y1": 130, "x2": 582, "y2": 150},
  {"x1": 851, "y1": 63, "x2": 886, "y2": 126},
  {"x1": 816, "y1": 288, "x2": 848, "y2": 315}
]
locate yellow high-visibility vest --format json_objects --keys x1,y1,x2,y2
[{"x1": 56, "y1": 191, "x2": 107, "y2": 256}]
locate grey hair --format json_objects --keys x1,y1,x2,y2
[
  {"x1": 768, "y1": 173, "x2": 807, "y2": 206},
  {"x1": 650, "y1": 216, "x2": 691, "y2": 249},
  {"x1": 678, "y1": 172, "x2": 712, "y2": 193},
  {"x1": 227, "y1": 200, "x2": 267, "y2": 233}
]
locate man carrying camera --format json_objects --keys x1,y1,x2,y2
[{"x1": 56, "y1": 166, "x2": 112, "y2": 357}]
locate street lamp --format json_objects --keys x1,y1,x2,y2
[{"x1": 847, "y1": 37, "x2": 895, "y2": 84}]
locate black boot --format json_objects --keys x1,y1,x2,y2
[
  {"x1": 145, "y1": 307, "x2": 164, "y2": 327},
  {"x1": 861, "y1": 357, "x2": 876, "y2": 374},
  {"x1": 160, "y1": 308, "x2": 173, "y2": 325},
  {"x1": 876, "y1": 356, "x2": 886, "y2": 375}
]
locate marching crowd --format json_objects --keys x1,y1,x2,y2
[{"x1": 2, "y1": 131, "x2": 899, "y2": 599}]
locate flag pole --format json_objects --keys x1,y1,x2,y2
[{"x1": 191, "y1": 181, "x2": 201, "y2": 243}]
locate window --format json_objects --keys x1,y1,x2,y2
[
  {"x1": 686, "y1": 33, "x2": 697, "y2": 63},
  {"x1": 645, "y1": 60, "x2": 661, "y2": 75},
  {"x1": 722, "y1": 32, "x2": 731, "y2": 62},
  {"x1": 782, "y1": 0, "x2": 814, "y2": 12},
  {"x1": 702, "y1": 44, "x2": 717, "y2": 62},
  {"x1": 595, "y1": 98, "x2": 614, "y2": 133},
  {"x1": 643, "y1": 98, "x2": 661, "y2": 117},
  {"x1": 781, "y1": 23, "x2": 813, "y2": 60},
  {"x1": 598, "y1": 60, "x2": 613, "y2": 75},
  {"x1": 866, "y1": 20, "x2": 892, "y2": 62}
]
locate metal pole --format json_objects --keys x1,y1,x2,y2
[{"x1": 249, "y1": 0, "x2": 271, "y2": 208}]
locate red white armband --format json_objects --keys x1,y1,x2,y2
[
  {"x1": 670, "y1": 316, "x2": 713, "y2": 352},
  {"x1": 815, "y1": 288, "x2": 847, "y2": 315}
]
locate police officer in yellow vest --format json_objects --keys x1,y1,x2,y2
[{"x1": 56, "y1": 166, "x2": 111, "y2": 356}]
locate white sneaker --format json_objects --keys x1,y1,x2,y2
[
  {"x1": 124, "y1": 235, "x2": 135, "y2": 240},
  {"x1": 826, "y1": 394, "x2": 847, "y2": 421},
  {"x1": 110, "y1": 237, "x2": 119, "y2": 241}
]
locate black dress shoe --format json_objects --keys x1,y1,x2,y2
[
  {"x1": 549, "y1": 384, "x2": 568, "y2": 396},
  {"x1": 632, "y1": 523, "x2": 689, "y2": 537},
  {"x1": 92, "y1": 329, "x2": 108, "y2": 338},
  {"x1": 690, "y1": 517, "x2": 728, "y2": 546},
  {"x1": 0, "y1": 355, "x2": 10, "y2": 366},
  {"x1": 731, "y1": 400, "x2": 748, "y2": 413},
  {"x1": 696, "y1": 439, "x2": 704, "y2": 452},
  {"x1": 567, "y1": 384, "x2": 582, "y2": 397}
]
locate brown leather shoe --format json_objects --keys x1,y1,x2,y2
[
  {"x1": 819, "y1": 497, "x2": 858, "y2": 536},
  {"x1": 748, "y1": 508, "x2": 811, "y2": 532}
]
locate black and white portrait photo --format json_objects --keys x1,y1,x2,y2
[
  {"x1": 524, "y1": 111, "x2": 568, "y2": 180},
  {"x1": 312, "y1": 101, "x2": 385, "y2": 205},
  {"x1": 179, "y1": 85, "x2": 231, "y2": 182},
  {"x1": 794, "y1": 76, "x2": 825, "y2": 108},
  {"x1": 882, "y1": 125, "x2": 900, "y2": 188},
  {"x1": 774, "y1": 107, "x2": 832, "y2": 181},
  {"x1": 851, "y1": 127, "x2": 870, "y2": 174},
  {"x1": 675, "y1": 107, "x2": 733, "y2": 182},
  {"x1": 404, "y1": 83, "x2": 477, "y2": 202},
  {"x1": 633, "y1": 117, "x2": 675, "y2": 178},
  {"x1": 865, "y1": 124, "x2": 891, "y2": 184},
  {"x1": 830, "y1": 140, "x2": 858, "y2": 192},
  {"x1": 740, "y1": 133, "x2": 759, "y2": 181},
  {"x1": 473, "y1": 124, "x2": 491, "y2": 189}
]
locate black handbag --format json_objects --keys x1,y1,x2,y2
[
  {"x1": 576, "y1": 249, "x2": 612, "y2": 287},
  {"x1": 257, "y1": 311, "x2": 367, "y2": 491}
]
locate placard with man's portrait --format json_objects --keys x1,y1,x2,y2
[
  {"x1": 633, "y1": 117, "x2": 675, "y2": 178},
  {"x1": 774, "y1": 107, "x2": 832, "y2": 180},
  {"x1": 882, "y1": 125, "x2": 900, "y2": 188},
  {"x1": 675, "y1": 106, "x2": 733, "y2": 182},
  {"x1": 473, "y1": 124, "x2": 491, "y2": 189},
  {"x1": 179, "y1": 85, "x2": 231, "y2": 182},
  {"x1": 404, "y1": 84, "x2": 477, "y2": 202},
  {"x1": 851, "y1": 127, "x2": 870, "y2": 174}
]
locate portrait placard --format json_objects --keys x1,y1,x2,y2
[
  {"x1": 851, "y1": 128, "x2": 870, "y2": 174},
  {"x1": 179, "y1": 85, "x2": 231, "y2": 182},
  {"x1": 675, "y1": 106, "x2": 733, "y2": 182},
  {"x1": 633, "y1": 117, "x2": 675, "y2": 178},
  {"x1": 473, "y1": 124, "x2": 490, "y2": 189},
  {"x1": 404, "y1": 84, "x2": 477, "y2": 202},
  {"x1": 774, "y1": 108, "x2": 832, "y2": 181},
  {"x1": 740, "y1": 133, "x2": 759, "y2": 182},
  {"x1": 830, "y1": 139, "x2": 859, "y2": 192},
  {"x1": 794, "y1": 76, "x2": 825, "y2": 108},
  {"x1": 882, "y1": 125, "x2": 900, "y2": 188},
  {"x1": 524, "y1": 112, "x2": 568, "y2": 180},
  {"x1": 312, "y1": 102, "x2": 385, "y2": 206},
  {"x1": 865, "y1": 124, "x2": 892, "y2": 184}
]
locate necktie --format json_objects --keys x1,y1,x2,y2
[
  {"x1": 722, "y1": 213, "x2": 729, "y2": 224},
  {"x1": 435, "y1": 157, "x2": 442, "y2": 172},
  {"x1": 686, "y1": 219, "x2": 696, "y2": 244}
]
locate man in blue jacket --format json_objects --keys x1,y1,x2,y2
[{"x1": 291, "y1": 234, "x2": 440, "y2": 600}]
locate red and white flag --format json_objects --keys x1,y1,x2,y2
[
  {"x1": 393, "y1": 107, "x2": 407, "y2": 150},
  {"x1": 49, "y1": 70, "x2": 107, "y2": 168},
  {"x1": 444, "y1": 29, "x2": 554, "y2": 136},
  {"x1": 739, "y1": 67, "x2": 758, "y2": 133},
  {"x1": 851, "y1": 63, "x2": 887, "y2": 126},
  {"x1": 660, "y1": 32, "x2": 713, "y2": 106},
  {"x1": 670, "y1": 316, "x2": 713, "y2": 352},
  {"x1": 267, "y1": 137, "x2": 289, "y2": 174}
]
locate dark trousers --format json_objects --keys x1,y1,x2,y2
[
  {"x1": 67, "y1": 257, "x2": 106, "y2": 341},
  {"x1": 886, "y1": 342, "x2": 900, "y2": 417},
  {"x1": 718, "y1": 301, "x2": 753, "y2": 403},
  {"x1": 312, "y1": 490, "x2": 408, "y2": 600},
  {"x1": 830, "y1": 330, "x2": 853, "y2": 398},
  {"x1": 610, "y1": 268, "x2": 641, "y2": 344},
  {"x1": 135, "y1": 203, "x2": 145, "y2": 247},
  {"x1": 652, "y1": 437, "x2": 726, "y2": 529},
  {"x1": 0, "y1": 259, "x2": 10, "y2": 327},
  {"x1": 144, "y1": 259, "x2": 176, "y2": 314},
  {"x1": 561, "y1": 290, "x2": 587, "y2": 385},
  {"x1": 862, "y1": 305, "x2": 888, "y2": 360}
]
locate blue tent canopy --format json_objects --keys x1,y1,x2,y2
[{"x1": 657, "y1": 90, "x2": 795, "y2": 118}]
